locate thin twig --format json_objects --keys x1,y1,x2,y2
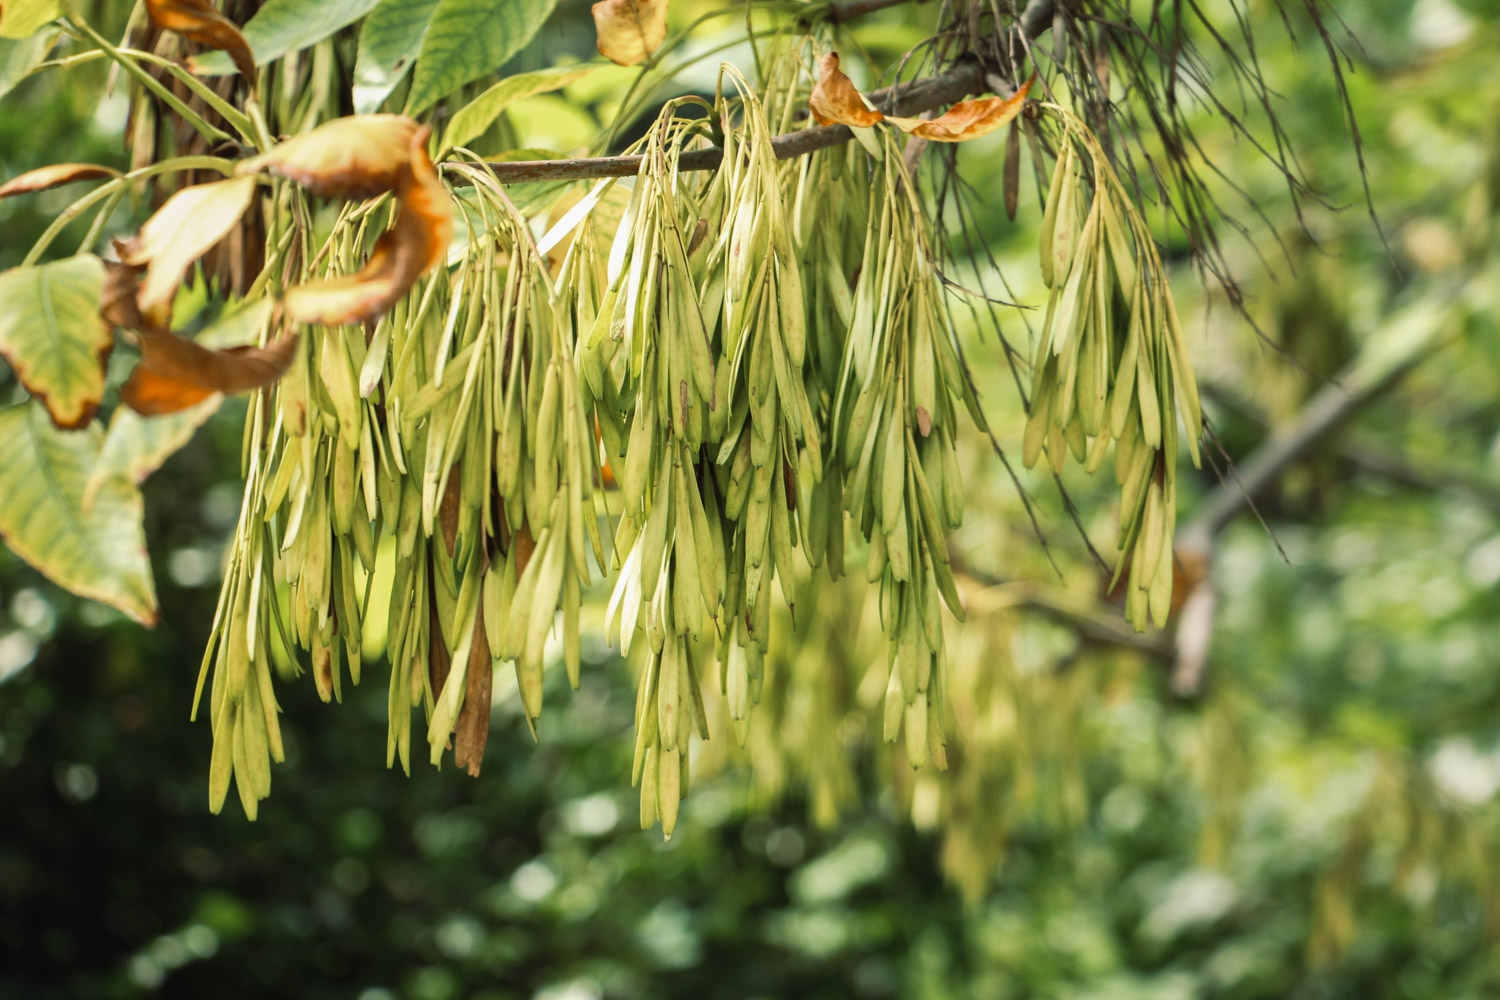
[
  {"x1": 471, "y1": 1, "x2": 1061, "y2": 187},
  {"x1": 826, "y1": 0, "x2": 931, "y2": 24},
  {"x1": 471, "y1": 62, "x2": 992, "y2": 184}
]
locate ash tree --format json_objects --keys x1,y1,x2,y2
[{"x1": 0, "y1": 0, "x2": 1359, "y2": 832}]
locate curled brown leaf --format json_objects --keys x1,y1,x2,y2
[
  {"x1": 237, "y1": 115, "x2": 420, "y2": 199},
  {"x1": 886, "y1": 74, "x2": 1035, "y2": 142},
  {"x1": 103, "y1": 256, "x2": 297, "y2": 416},
  {"x1": 145, "y1": 0, "x2": 256, "y2": 84},
  {"x1": 120, "y1": 325, "x2": 299, "y2": 416},
  {"x1": 284, "y1": 126, "x2": 453, "y2": 326},
  {"x1": 0, "y1": 164, "x2": 119, "y2": 201},
  {"x1": 809, "y1": 53, "x2": 884, "y2": 128},
  {"x1": 592, "y1": 0, "x2": 669, "y2": 67}
]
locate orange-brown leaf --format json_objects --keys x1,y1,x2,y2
[
  {"x1": 0, "y1": 164, "x2": 119, "y2": 201},
  {"x1": 809, "y1": 53, "x2": 883, "y2": 128},
  {"x1": 592, "y1": 0, "x2": 669, "y2": 67},
  {"x1": 121, "y1": 327, "x2": 298, "y2": 416},
  {"x1": 237, "y1": 115, "x2": 420, "y2": 199},
  {"x1": 284, "y1": 126, "x2": 453, "y2": 326},
  {"x1": 145, "y1": 0, "x2": 256, "y2": 83},
  {"x1": 886, "y1": 74, "x2": 1035, "y2": 142}
]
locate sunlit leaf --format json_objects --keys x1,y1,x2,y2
[
  {"x1": 0, "y1": 402, "x2": 158, "y2": 626},
  {"x1": 0, "y1": 255, "x2": 112, "y2": 430},
  {"x1": 445, "y1": 65, "x2": 598, "y2": 151},
  {"x1": 239, "y1": 115, "x2": 418, "y2": 199},
  {"x1": 0, "y1": 0, "x2": 60, "y2": 39},
  {"x1": 145, "y1": 0, "x2": 257, "y2": 83},
  {"x1": 190, "y1": 0, "x2": 382, "y2": 76},
  {"x1": 84, "y1": 397, "x2": 222, "y2": 510},
  {"x1": 285, "y1": 126, "x2": 452, "y2": 325},
  {"x1": 809, "y1": 52, "x2": 883, "y2": 128},
  {"x1": 886, "y1": 75, "x2": 1034, "y2": 142},
  {"x1": 591, "y1": 0, "x2": 667, "y2": 68},
  {"x1": 117, "y1": 175, "x2": 258, "y2": 313},
  {"x1": 0, "y1": 163, "x2": 118, "y2": 200},
  {"x1": 404, "y1": 0, "x2": 558, "y2": 115},
  {"x1": 0, "y1": 27, "x2": 58, "y2": 100},
  {"x1": 352, "y1": 0, "x2": 440, "y2": 114}
]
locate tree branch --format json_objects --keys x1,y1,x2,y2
[
  {"x1": 1182, "y1": 291, "x2": 1462, "y2": 543},
  {"x1": 825, "y1": 0, "x2": 930, "y2": 24},
  {"x1": 474, "y1": 63, "x2": 990, "y2": 184},
  {"x1": 474, "y1": 0, "x2": 1058, "y2": 186}
]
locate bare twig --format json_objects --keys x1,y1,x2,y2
[
  {"x1": 471, "y1": 0, "x2": 1060, "y2": 186},
  {"x1": 471, "y1": 61, "x2": 993, "y2": 184},
  {"x1": 959, "y1": 574, "x2": 1175, "y2": 661},
  {"x1": 825, "y1": 0, "x2": 930, "y2": 24}
]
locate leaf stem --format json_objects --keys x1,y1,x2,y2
[
  {"x1": 23, "y1": 157, "x2": 237, "y2": 266},
  {"x1": 63, "y1": 11, "x2": 235, "y2": 147}
]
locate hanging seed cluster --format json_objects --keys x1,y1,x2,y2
[
  {"x1": 186, "y1": 57, "x2": 1197, "y2": 830},
  {"x1": 197, "y1": 146, "x2": 604, "y2": 816},
  {"x1": 827, "y1": 132, "x2": 981, "y2": 773},
  {"x1": 1022, "y1": 113, "x2": 1202, "y2": 631}
]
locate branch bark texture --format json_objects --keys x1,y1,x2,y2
[{"x1": 477, "y1": 1, "x2": 1056, "y2": 185}]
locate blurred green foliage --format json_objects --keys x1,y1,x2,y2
[{"x1": 5, "y1": 0, "x2": 1500, "y2": 997}]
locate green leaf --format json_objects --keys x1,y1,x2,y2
[
  {"x1": 0, "y1": 255, "x2": 112, "y2": 430},
  {"x1": 404, "y1": 0, "x2": 558, "y2": 115},
  {"x1": 0, "y1": 26, "x2": 57, "y2": 100},
  {"x1": 352, "y1": 0, "x2": 440, "y2": 115},
  {"x1": 84, "y1": 397, "x2": 222, "y2": 511},
  {"x1": 193, "y1": 0, "x2": 383, "y2": 76},
  {"x1": 0, "y1": 0, "x2": 59, "y2": 40},
  {"x1": 0, "y1": 403, "x2": 158, "y2": 626},
  {"x1": 444, "y1": 64, "x2": 599, "y2": 151}
]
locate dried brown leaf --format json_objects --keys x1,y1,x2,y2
[
  {"x1": 809, "y1": 52, "x2": 883, "y2": 128},
  {"x1": 592, "y1": 0, "x2": 669, "y2": 67},
  {"x1": 886, "y1": 74, "x2": 1035, "y2": 142},
  {"x1": 120, "y1": 326, "x2": 298, "y2": 416},
  {"x1": 284, "y1": 126, "x2": 453, "y2": 326},
  {"x1": 452, "y1": 612, "x2": 493, "y2": 777},
  {"x1": 146, "y1": 0, "x2": 256, "y2": 83},
  {"x1": 117, "y1": 174, "x2": 258, "y2": 313},
  {"x1": 0, "y1": 163, "x2": 118, "y2": 201},
  {"x1": 238, "y1": 115, "x2": 420, "y2": 200}
]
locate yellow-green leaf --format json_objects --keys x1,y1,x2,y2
[
  {"x1": 0, "y1": 28, "x2": 58, "y2": 100},
  {"x1": 444, "y1": 64, "x2": 598, "y2": 151},
  {"x1": 84, "y1": 397, "x2": 222, "y2": 511},
  {"x1": 0, "y1": 255, "x2": 112, "y2": 430},
  {"x1": 0, "y1": 0, "x2": 59, "y2": 39},
  {"x1": 0, "y1": 403, "x2": 159, "y2": 626}
]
